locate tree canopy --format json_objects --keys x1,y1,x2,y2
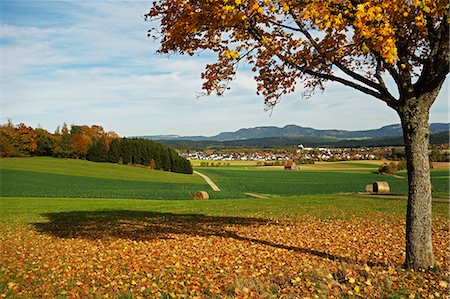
[{"x1": 146, "y1": 0, "x2": 448, "y2": 107}]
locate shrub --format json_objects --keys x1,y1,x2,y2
[
  {"x1": 397, "y1": 160, "x2": 407, "y2": 171},
  {"x1": 378, "y1": 162, "x2": 398, "y2": 175}
]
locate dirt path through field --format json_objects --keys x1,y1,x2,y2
[
  {"x1": 193, "y1": 170, "x2": 221, "y2": 191},
  {"x1": 244, "y1": 192, "x2": 270, "y2": 199}
]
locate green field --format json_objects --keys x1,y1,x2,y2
[
  {"x1": 1, "y1": 157, "x2": 448, "y2": 199},
  {"x1": 1, "y1": 194, "x2": 449, "y2": 224},
  {"x1": 0, "y1": 157, "x2": 447, "y2": 219},
  {"x1": 0, "y1": 157, "x2": 208, "y2": 200},
  {"x1": 0, "y1": 157, "x2": 199, "y2": 183},
  {"x1": 196, "y1": 167, "x2": 449, "y2": 199}
]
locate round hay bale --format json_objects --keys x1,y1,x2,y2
[
  {"x1": 193, "y1": 191, "x2": 209, "y2": 200},
  {"x1": 373, "y1": 181, "x2": 390, "y2": 194},
  {"x1": 365, "y1": 184, "x2": 373, "y2": 193}
]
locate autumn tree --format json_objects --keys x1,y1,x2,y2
[
  {"x1": 0, "y1": 121, "x2": 20, "y2": 157},
  {"x1": 15, "y1": 123, "x2": 39, "y2": 155},
  {"x1": 35, "y1": 128, "x2": 58, "y2": 156},
  {"x1": 146, "y1": 0, "x2": 449, "y2": 269}
]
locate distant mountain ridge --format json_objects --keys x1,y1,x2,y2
[
  {"x1": 137, "y1": 123, "x2": 449, "y2": 141},
  {"x1": 153, "y1": 130, "x2": 448, "y2": 150}
]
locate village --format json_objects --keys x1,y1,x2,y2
[{"x1": 180, "y1": 145, "x2": 386, "y2": 163}]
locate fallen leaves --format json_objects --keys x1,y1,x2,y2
[{"x1": 0, "y1": 213, "x2": 448, "y2": 298}]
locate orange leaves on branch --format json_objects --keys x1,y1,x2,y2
[{"x1": 146, "y1": 0, "x2": 449, "y2": 105}]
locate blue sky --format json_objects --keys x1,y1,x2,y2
[{"x1": 1, "y1": 0, "x2": 448, "y2": 137}]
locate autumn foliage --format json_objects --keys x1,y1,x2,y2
[
  {"x1": 146, "y1": 0, "x2": 448, "y2": 106},
  {"x1": 1, "y1": 212, "x2": 448, "y2": 298},
  {"x1": 0, "y1": 121, "x2": 192, "y2": 174}
]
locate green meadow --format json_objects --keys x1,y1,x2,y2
[
  {"x1": 2, "y1": 194, "x2": 449, "y2": 225},
  {"x1": 196, "y1": 167, "x2": 449, "y2": 199},
  {"x1": 1, "y1": 157, "x2": 448, "y2": 200},
  {"x1": 0, "y1": 157, "x2": 207, "y2": 200}
]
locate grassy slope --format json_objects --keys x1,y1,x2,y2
[
  {"x1": 0, "y1": 157, "x2": 209, "y2": 200},
  {"x1": 1, "y1": 194, "x2": 448, "y2": 224},
  {"x1": 0, "y1": 157, "x2": 200, "y2": 183}
]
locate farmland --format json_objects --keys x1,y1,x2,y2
[
  {"x1": 2, "y1": 157, "x2": 448, "y2": 200},
  {"x1": 0, "y1": 157, "x2": 449, "y2": 298},
  {"x1": 193, "y1": 160, "x2": 449, "y2": 199},
  {"x1": 0, "y1": 157, "x2": 207, "y2": 200}
]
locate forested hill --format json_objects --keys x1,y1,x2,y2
[{"x1": 0, "y1": 122, "x2": 192, "y2": 174}]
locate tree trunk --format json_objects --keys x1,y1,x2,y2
[{"x1": 397, "y1": 92, "x2": 438, "y2": 270}]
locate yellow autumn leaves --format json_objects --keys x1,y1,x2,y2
[
  {"x1": 1, "y1": 216, "x2": 449, "y2": 298},
  {"x1": 354, "y1": 3, "x2": 399, "y2": 64},
  {"x1": 221, "y1": 0, "x2": 265, "y2": 15},
  {"x1": 298, "y1": 0, "x2": 448, "y2": 65},
  {"x1": 224, "y1": 49, "x2": 240, "y2": 59},
  {"x1": 151, "y1": 0, "x2": 449, "y2": 70}
]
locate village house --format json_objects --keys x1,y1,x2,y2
[{"x1": 284, "y1": 161, "x2": 298, "y2": 170}]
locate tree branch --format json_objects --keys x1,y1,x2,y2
[
  {"x1": 334, "y1": 61, "x2": 397, "y2": 103},
  {"x1": 266, "y1": 18, "x2": 303, "y2": 33},
  {"x1": 375, "y1": 59, "x2": 388, "y2": 91},
  {"x1": 250, "y1": 24, "x2": 396, "y2": 107},
  {"x1": 302, "y1": 68, "x2": 396, "y2": 107},
  {"x1": 287, "y1": 10, "x2": 398, "y2": 106},
  {"x1": 414, "y1": 18, "x2": 449, "y2": 96}
]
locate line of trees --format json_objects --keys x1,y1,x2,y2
[
  {"x1": 96, "y1": 138, "x2": 193, "y2": 174},
  {"x1": 0, "y1": 121, "x2": 192, "y2": 174}
]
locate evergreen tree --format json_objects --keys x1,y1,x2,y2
[
  {"x1": 87, "y1": 138, "x2": 108, "y2": 162},
  {"x1": 108, "y1": 139, "x2": 122, "y2": 163}
]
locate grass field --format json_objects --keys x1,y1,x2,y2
[
  {"x1": 196, "y1": 167, "x2": 449, "y2": 199},
  {"x1": 1, "y1": 157, "x2": 449, "y2": 298},
  {"x1": 2, "y1": 157, "x2": 448, "y2": 200},
  {"x1": 0, "y1": 157, "x2": 209, "y2": 200},
  {"x1": 0, "y1": 157, "x2": 201, "y2": 183}
]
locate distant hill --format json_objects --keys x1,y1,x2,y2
[
  {"x1": 157, "y1": 130, "x2": 449, "y2": 150},
  {"x1": 138, "y1": 123, "x2": 449, "y2": 142}
]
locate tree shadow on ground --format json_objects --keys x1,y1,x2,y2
[{"x1": 33, "y1": 210, "x2": 385, "y2": 267}]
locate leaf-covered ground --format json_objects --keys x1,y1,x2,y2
[{"x1": 1, "y1": 210, "x2": 448, "y2": 298}]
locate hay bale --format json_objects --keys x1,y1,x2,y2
[
  {"x1": 373, "y1": 181, "x2": 390, "y2": 194},
  {"x1": 193, "y1": 191, "x2": 209, "y2": 200},
  {"x1": 365, "y1": 184, "x2": 373, "y2": 193}
]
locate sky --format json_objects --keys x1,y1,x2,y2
[{"x1": 1, "y1": 0, "x2": 448, "y2": 137}]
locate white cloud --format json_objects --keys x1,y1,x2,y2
[{"x1": 1, "y1": 1, "x2": 448, "y2": 137}]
